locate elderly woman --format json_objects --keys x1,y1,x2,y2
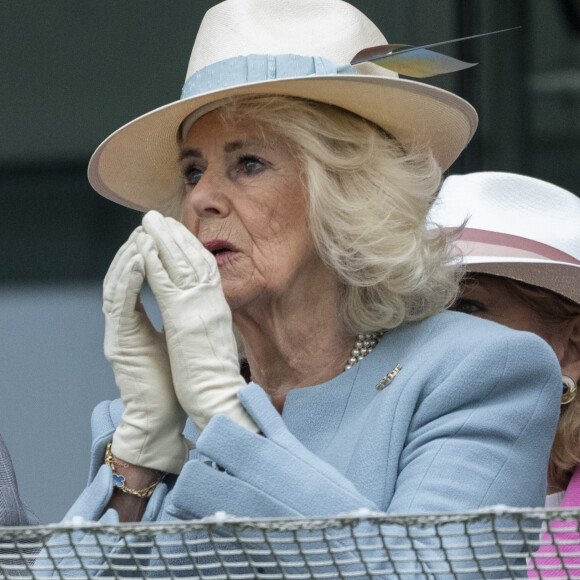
[
  {"x1": 431, "y1": 171, "x2": 580, "y2": 577},
  {"x1": 39, "y1": 1, "x2": 562, "y2": 577}
]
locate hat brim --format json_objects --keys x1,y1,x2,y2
[
  {"x1": 88, "y1": 74, "x2": 477, "y2": 211},
  {"x1": 463, "y1": 257, "x2": 580, "y2": 306}
]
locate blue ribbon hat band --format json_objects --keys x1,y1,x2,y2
[{"x1": 180, "y1": 54, "x2": 359, "y2": 100}]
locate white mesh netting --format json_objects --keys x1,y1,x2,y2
[{"x1": 2, "y1": 506, "x2": 580, "y2": 579}]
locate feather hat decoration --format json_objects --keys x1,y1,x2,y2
[{"x1": 350, "y1": 28, "x2": 520, "y2": 78}]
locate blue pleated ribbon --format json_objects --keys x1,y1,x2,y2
[{"x1": 181, "y1": 54, "x2": 358, "y2": 99}]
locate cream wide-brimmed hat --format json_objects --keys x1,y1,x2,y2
[
  {"x1": 430, "y1": 172, "x2": 580, "y2": 305},
  {"x1": 88, "y1": 0, "x2": 478, "y2": 212}
]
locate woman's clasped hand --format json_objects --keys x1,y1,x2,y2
[{"x1": 102, "y1": 210, "x2": 259, "y2": 519}]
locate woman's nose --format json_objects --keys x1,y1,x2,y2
[{"x1": 184, "y1": 169, "x2": 231, "y2": 220}]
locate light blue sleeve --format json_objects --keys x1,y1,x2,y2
[{"x1": 33, "y1": 401, "x2": 174, "y2": 577}]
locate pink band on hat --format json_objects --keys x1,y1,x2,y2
[{"x1": 450, "y1": 228, "x2": 580, "y2": 265}]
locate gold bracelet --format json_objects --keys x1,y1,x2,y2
[{"x1": 104, "y1": 443, "x2": 166, "y2": 499}]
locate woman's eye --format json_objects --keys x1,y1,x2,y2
[
  {"x1": 182, "y1": 167, "x2": 203, "y2": 187},
  {"x1": 450, "y1": 298, "x2": 485, "y2": 315},
  {"x1": 239, "y1": 155, "x2": 265, "y2": 175}
]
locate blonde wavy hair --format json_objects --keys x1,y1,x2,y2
[{"x1": 169, "y1": 95, "x2": 461, "y2": 334}]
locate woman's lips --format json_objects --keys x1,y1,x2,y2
[{"x1": 202, "y1": 239, "x2": 240, "y2": 267}]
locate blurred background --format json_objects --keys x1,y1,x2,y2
[{"x1": 1, "y1": 0, "x2": 579, "y2": 523}]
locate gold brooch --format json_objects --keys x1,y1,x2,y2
[{"x1": 376, "y1": 364, "x2": 402, "y2": 390}]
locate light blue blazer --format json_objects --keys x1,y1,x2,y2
[{"x1": 41, "y1": 311, "x2": 562, "y2": 577}]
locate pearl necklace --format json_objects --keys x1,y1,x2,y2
[{"x1": 345, "y1": 332, "x2": 384, "y2": 371}]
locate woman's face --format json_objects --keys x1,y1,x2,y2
[
  {"x1": 451, "y1": 274, "x2": 568, "y2": 364},
  {"x1": 180, "y1": 110, "x2": 331, "y2": 312},
  {"x1": 451, "y1": 275, "x2": 549, "y2": 336}
]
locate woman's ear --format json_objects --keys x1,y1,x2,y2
[{"x1": 560, "y1": 316, "x2": 580, "y2": 384}]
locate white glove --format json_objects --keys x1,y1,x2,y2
[
  {"x1": 104, "y1": 227, "x2": 192, "y2": 474},
  {"x1": 138, "y1": 211, "x2": 258, "y2": 434}
]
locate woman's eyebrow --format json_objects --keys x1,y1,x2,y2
[
  {"x1": 179, "y1": 148, "x2": 202, "y2": 162},
  {"x1": 224, "y1": 138, "x2": 267, "y2": 153},
  {"x1": 180, "y1": 138, "x2": 266, "y2": 161},
  {"x1": 224, "y1": 140, "x2": 245, "y2": 153}
]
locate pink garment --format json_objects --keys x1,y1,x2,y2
[{"x1": 529, "y1": 467, "x2": 580, "y2": 578}]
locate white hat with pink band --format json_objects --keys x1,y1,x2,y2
[{"x1": 430, "y1": 171, "x2": 580, "y2": 305}]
